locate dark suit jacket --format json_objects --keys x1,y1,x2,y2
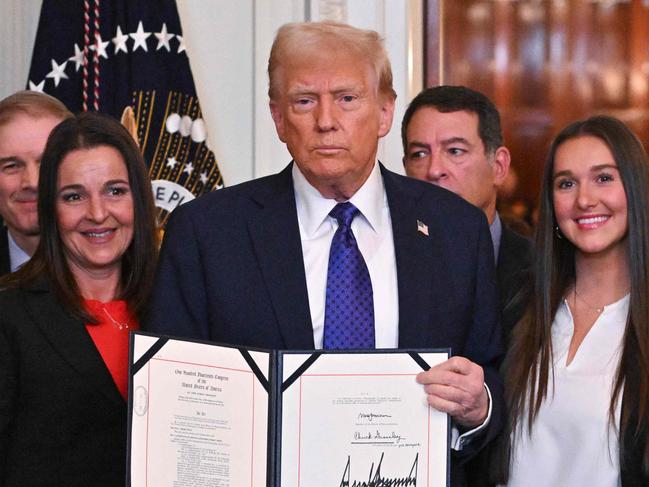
[
  {"x1": 146, "y1": 163, "x2": 504, "y2": 486},
  {"x1": 0, "y1": 279, "x2": 127, "y2": 487},
  {"x1": 496, "y1": 224, "x2": 533, "y2": 349},
  {"x1": 466, "y1": 224, "x2": 532, "y2": 486},
  {"x1": 0, "y1": 227, "x2": 9, "y2": 277}
]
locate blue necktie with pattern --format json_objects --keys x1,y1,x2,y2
[{"x1": 323, "y1": 202, "x2": 375, "y2": 349}]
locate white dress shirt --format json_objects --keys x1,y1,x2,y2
[
  {"x1": 292, "y1": 161, "x2": 399, "y2": 349},
  {"x1": 504, "y1": 295, "x2": 627, "y2": 487}
]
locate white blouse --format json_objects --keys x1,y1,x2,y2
[{"x1": 504, "y1": 294, "x2": 628, "y2": 487}]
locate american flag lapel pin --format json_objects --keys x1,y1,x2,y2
[{"x1": 417, "y1": 220, "x2": 429, "y2": 236}]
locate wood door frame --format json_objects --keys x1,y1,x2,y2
[{"x1": 424, "y1": 0, "x2": 443, "y2": 86}]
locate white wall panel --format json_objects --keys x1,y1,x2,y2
[
  {"x1": 177, "y1": 0, "x2": 254, "y2": 185},
  {"x1": 0, "y1": 0, "x2": 42, "y2": 97},
  {"x1": 252, "y1": 0, "x2": 304, "y2": 178}
]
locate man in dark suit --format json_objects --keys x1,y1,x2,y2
[
  {"x1": 402, "y1": 86, "x2": 532, "y2": 487},
  {"x1": 0, "y1": 91, "x2": 71, "y2": 276},
  {"x1": 402, "y1": 85, "x2": 533, "y2": 347},
  {"x1": 147, "y1": 22, "x2": 503, "y2": 485}
]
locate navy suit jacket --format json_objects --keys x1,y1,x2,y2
[
  {"x1": 0, "y1": 227, "x2": 9, "y2": 277},
  {"x1": 146, "y1": 163, "x2": 504, "y2": 486},
  {"x1": 496, "y1": 224, "x2": 533, "y2": 347}
]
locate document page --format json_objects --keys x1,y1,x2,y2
[
  {"x1": 129, "y1": 335, "x2": 269, "y2": 487},
  {"x1": 279, "y1": 351, "x2": 449, "y2": 487}
]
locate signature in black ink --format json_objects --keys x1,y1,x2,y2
[
  {"x1": 358, "y1": 412, "x2": 392, "y2": 422},
  {"x1": 353, "y1": 431, "x2": 403, "y2": 444},
  {"x1": 338, "y1": 452, "x2": 418, "y2": 486}
]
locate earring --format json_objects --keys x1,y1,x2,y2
[{"x1": 554, "y1": 225, "x2": 563, "y2": 240}]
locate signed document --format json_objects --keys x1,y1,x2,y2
[
  {"x1": 278, "y1": 351, "x2": 449, "y2": 487},
  {"x1": 128, "y1": 333, "x2": 449, "y2": 487}
]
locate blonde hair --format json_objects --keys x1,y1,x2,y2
[
  {"x1": 0, "y1": 90, "x2": 72, "y2": 127},
  {"x1": 268, "y1": 21, "x2": 396, "y2": 101}
]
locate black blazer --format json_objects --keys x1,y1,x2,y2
[
  {"x1": 146, "y1": 163, "x2": 505, "y2": 486},
  {"x1": 496, "y1": 224, "x2": 533, "y2": 348},
  {"x1": 0, "y1": 280, "x2": 127, "y2": 487},
  {"x1": 0, "y1": 227, "x2": 9, "y2": 277}
]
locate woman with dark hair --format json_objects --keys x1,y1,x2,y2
[
  {"x1": 0, "y1": 112, "x2": 158, "y2": 486},
  {"x1": 493, "y1": 115, "x2": 649, "y2": 486}
]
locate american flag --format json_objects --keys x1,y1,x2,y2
[{"x1": 27, "y1": 0, "x2": 224, "y2": 226}]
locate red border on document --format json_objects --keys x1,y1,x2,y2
[{"x1": 143, "y1": 358, "x2": 256, "y2": 487}]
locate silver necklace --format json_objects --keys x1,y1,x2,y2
[{"x1": 101, "y1": 305, "x2": 130, "y2": 330}]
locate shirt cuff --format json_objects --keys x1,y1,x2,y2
[{"x1": 450, "y1": 382, "x2": 493, "y2": 451}]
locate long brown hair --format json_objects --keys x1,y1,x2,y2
[
  {"x1": 0, "y1": 112, "x2": 159, "y2": 322},
  {"x1": 494, "y1": 115, "x2": 649, "y2": 481}
]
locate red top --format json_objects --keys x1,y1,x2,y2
[{"x1": 84, "y1": 299, "x2": 139, "y2": 400}]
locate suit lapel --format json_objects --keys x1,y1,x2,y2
[
  {"x1": 496, "y1": 226, "x2": 512, "y2": 287},
  {"x1": 496, "y1": 228, "x2": 514, "y2": 310},
  {"x1": 0, "y1": 227, "x2": 10, "y2": 276},
  {"x1": 382, "y1": 168, "x2": 439, "y2": 348},
  {"x1": 497, "y1": 226, "x2": 530, "y2": 294},
  {"x1": 25, "y1": 281, "x2": 124, "y2": 406},
  {"x1": 247, "y1": 164, "x2": 315, "y2": 349}
]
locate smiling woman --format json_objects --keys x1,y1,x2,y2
[
  {"x1": 0, "y1": 112, "x2": 159, "y2": 486},
  {"x1": 56, "y1": 145, "x2": 135, "y2": 286},
  {"x1": 552, "y1": 135, "x2": 629, "y2": 261},
  {"x1": 492, "y1": 116, "x2": 649, "y2": 487}
]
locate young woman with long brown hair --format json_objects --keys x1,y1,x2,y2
[{"x1": 494, "y1": 116, "x2": 649, "y2": 486}]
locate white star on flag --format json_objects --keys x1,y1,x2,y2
[
  {"x1": 28, "y1": 80, "x2": 45, "y2": 92},
  {"x1": 130, "y1": 21, "x2": 151, "y2": 52},
  {"x1": 69, "y1": 44, "x2": 85, "y2": 71},
  {"x1": 183, "y1": 162, "x2": 194, "y2": 175},
  {"x1": 90, "y1": 33, "x2": 109, "y2": 59},
  {"x1": 155, "y1": 23, "x2": 174, "y2": 51},
  {"x1": 200, "y1": 171, "x2": 208, "y2": 185},
  {"x1": 113, "y1": 26, "x2": 129, "y2": 54},
  {"x1": 46, "y1": 59, "x2": 69, "y2": 87},
  {"x1": 166, "y1": 156, "x2": 178, "y2": 169},
  {"x1": 176, "y1": 35, "x2": 186, "y2": 54}
]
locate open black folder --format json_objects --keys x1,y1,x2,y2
[{"x1": 127, "y1": 331, "x2": 450, "y2": 487}]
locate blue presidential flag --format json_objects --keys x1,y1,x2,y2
[{"x1": 27, "y1": 0, "x2": 223, "y2": 224}]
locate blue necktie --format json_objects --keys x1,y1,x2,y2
[{"x1": 323, "y1": 202, "x2": 375, "y2": 349}]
